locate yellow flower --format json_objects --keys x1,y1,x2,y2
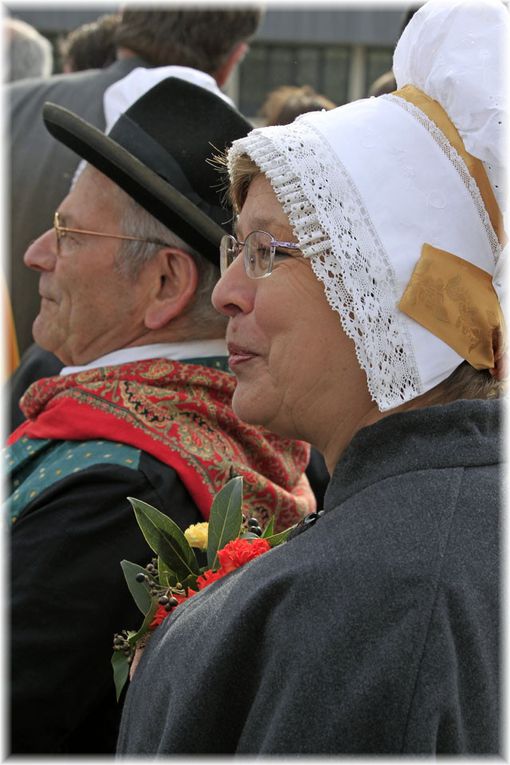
[{"x1": 184, "y1": 522, "x2": 209, "y2": 550}]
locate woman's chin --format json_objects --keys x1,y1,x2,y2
[
  {"x1": 232, "y1": 386, "x2": 294, "y2": 440},
  {"x1": 232, "y1": 383, "x2": 283, "y2": 431}
]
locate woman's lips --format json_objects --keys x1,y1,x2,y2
[{"x1": 227, "y1": 343, "x2": 258, "y2": 368}]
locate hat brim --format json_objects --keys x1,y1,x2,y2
[{"x1": 43, "y1": 102, "x2": 227, "y2": 265}]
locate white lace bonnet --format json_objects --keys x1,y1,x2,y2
[{"x1": 227, "y1": 0, "x2": 508, "y2": 411}]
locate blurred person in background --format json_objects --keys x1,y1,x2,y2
[
  {"x1": 59, "y1": 13, "x2": 120, "y2": 73},
  {"x1": 3, "y1": 17, "x2": 53, "y2": 82},
  {"x1": 368, "y1": 70, "x2": 397, "y2": 97},
  {"x1": 260, "y1": 84, "x2": 336, "y2": 126},
  {"x1": 366, "y1": 4, "x2": 421, "y2": 97}
]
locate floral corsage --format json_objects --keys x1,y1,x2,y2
[{"x1": 112, "y1": 476, "x2": 295, "y2": 698}]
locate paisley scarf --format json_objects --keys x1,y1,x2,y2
[{"x1": 9, "y1": 358, "x2": 314, "y2": 530}]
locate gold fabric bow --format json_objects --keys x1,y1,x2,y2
[{"x1": 394, "y1": 85, "x2": 506, "y2": 377}]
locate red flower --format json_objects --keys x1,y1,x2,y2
[
  {"x1": 148, "y1": 539, "x2": 271, "y2": 629},
  {"x1": 196, "y1": 568, "x2": 224, "y2": 590},
  {"x1": 217, "y1": 537, "x2": 271, "y2": 574},
  {"x1": 149, "y1": 605, "x2": 170, "y2": 630}
]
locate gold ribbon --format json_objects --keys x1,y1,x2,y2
[
  {"x1": 399, "y1": 244, "x2": 504, "y2": 369},
  {"x1": 393, "y1": 85, "x2": 506, "y2": 372}
]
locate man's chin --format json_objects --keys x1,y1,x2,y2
[{"x1": 32, "y1": 320, "x2": 59, "y2": 357}]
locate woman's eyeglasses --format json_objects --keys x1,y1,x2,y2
[{"x1": 220, "y1": 230, "x2": 303, "y2": 279}]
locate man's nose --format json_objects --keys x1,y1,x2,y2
[{"x1": 23, "y1": 228, "x2": 57, "y2": 272}]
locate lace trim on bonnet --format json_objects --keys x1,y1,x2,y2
[{"x1": 228, "y1": 122, "x2": 421, "y2": 410}]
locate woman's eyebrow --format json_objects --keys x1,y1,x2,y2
[{"x1": 235, "y1": 217, "x2": 293, "y2": 239}]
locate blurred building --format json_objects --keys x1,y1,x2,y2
[{"x1": 7, "y1": 6, "x2": 407, "y2": 116}]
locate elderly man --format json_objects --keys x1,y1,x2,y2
[
  {"x1": 9, "y1": 7, "x2": 262, "y2": 355},
  {"x1": 6, "y1": 77, "x2": 313, "y2": 755}
]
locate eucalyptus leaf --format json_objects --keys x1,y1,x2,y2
[
  {"x1": 112, "y1": 600, "x2": 158, "y2": 700},
  {"x1": 158, "y1": 556, "x2": 177, "y2": 588},
  {"x1": 152, "y1": 527, "x2": 199, "y2": 582},
  {"x1": 207, "y1": 476, "x2": 243, "y2": 570},
  {"x1": 112, "y1": 651, "x2": 131, "y2": 701},
  {"x1": 264, "y1": 525, "x2": 296, "y2": 547},
  {"x1": 262, "y1": 517, "x2": 275, "y2": 538},
  {"x1": 120, "y1": 560, "x2": 152, "y2": 615},
  {"x1": 126, "y1": 599, "x2": 158, "y2": 647},
  {"x1": 128, "y1": 497, "x2": 199, "y2": 580}
]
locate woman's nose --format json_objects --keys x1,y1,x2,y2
[
  {"x1": 23, "y1": 228, "x2": 57, "y2": 272},
  {"x1": 212, "y1": 253, "x2": 255, "y2": 317}
]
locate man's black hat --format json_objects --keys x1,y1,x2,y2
[{"x1": 42, "y1": 77, "x2": 252, "y2": 265}]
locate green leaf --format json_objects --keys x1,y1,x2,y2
[
  {"x1": 158, "y1": 556, "x2": 177, "y2": 588},
  {"x1": 112, "y1": 651, "x2": 131, "y2": 701},
  {"x1": 262, "y1": 517, "x2": 275, "y2": 538},
  {"x1": 128, "y1": 497, "x2": 199, "y2": 581},
  {"x1": 111, "y1": 600, "x2": 159, "y2": 701},
  {"x1": 264, "y1": 525, "x2": 296, "y2": 547},
  {"x1": 207, "y1": 476, "x2": 243, "y2": 570},
  {"x1": 120, "y1": 560, "x2": 152, "y2": 615},
  {"x1": 127, "y1": 599, "x2": 158, "y2": 647}
]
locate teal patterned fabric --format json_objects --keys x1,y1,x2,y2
[{"x1": 6, "y1": 438, "x2": 141, "y2": 523}]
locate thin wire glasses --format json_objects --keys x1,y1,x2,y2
[
  {"x1": 53, "y1": 212, "x2": 172, "y2": 254},
  {"x1": 220, "y1": 230, "x2": 302, "y2": 278}
]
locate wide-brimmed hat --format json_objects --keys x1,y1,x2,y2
[{"x1": 42, "y1": 77, "x2": 252, "y2": 265}]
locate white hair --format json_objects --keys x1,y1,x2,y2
[
  {"x1": 114, "y1": 186, "x2": 227, "y2": 338},
  {"x1": 4, "y1": 18, "x2": 53, "y2": 82}
]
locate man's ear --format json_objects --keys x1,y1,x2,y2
[
  {"x1": 213, "y1": 42, "x2": 248, "y2": 88},
  {"x1": 144, "y1": 248, "x2": 198, "y2": 330}
]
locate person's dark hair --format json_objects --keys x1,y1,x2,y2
[
  {"x1": 59, "y1": 14, "x2": 120, "y2": 73},
  {"x1": 260, "y1": 85, "x2": 336, "y2": 126},
  {"x1": 114, "y1": 8, "x2": 263, "y2": 74},
  {"x1": 399, "y1": 5, "x2": 422, "y2": 37}
]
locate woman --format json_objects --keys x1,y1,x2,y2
[{"x1": 117, "y1": 0, "x2": 505, "y2": 754}]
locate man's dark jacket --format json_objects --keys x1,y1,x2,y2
[{"x1": 117, "y1": 399, "x2": 500, "y2": 755}]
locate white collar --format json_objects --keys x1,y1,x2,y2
[{"x1": 60, "y1": 339, "x2": 227, "y2": 376}]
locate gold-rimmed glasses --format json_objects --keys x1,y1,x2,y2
[{"x1": 53, "y1": 212, "x2": 172, "y2": 254}]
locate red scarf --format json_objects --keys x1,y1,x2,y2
[{"x1": 9, "y1": 359, "x2": 314, "y2": 530}]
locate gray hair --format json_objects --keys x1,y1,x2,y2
[
  {"x1": 115, "y1": 190, "x2": 226, "y2": 338},
  {"x1": 4, "y1": 18, "x2": 53, "y2": 82}
]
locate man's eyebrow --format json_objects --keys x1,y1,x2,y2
[{"x1": 57, "y1": 212, "x2": 80, "y2": 228}]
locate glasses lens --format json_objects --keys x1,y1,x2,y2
[
  {"x1": 220, "y1": 235, "x2": 238, "y2": 275},
  {"x1": 244, "y1": 231, "x2": 272, "y2": 278}
]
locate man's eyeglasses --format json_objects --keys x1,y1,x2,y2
[
  {"x1": 220, "y1": 230, "x2": 303, "y2": 279},
  {"x1": 53, "y1": 212, "x2": 172, "y2": 254}
]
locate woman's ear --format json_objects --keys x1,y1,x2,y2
[{"x1": 144, "y1": 248, "x2": 198, "y2": 330}]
